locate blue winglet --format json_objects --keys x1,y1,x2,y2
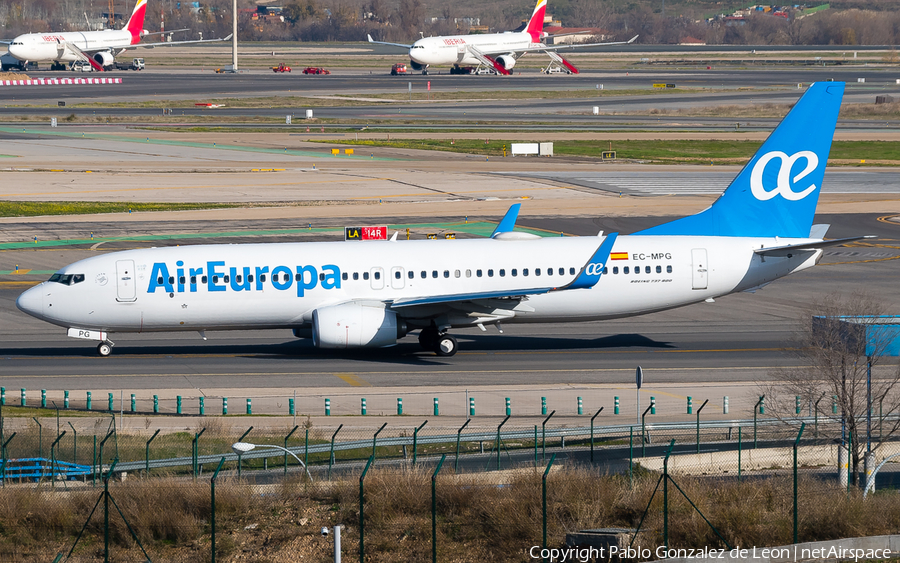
[
  {"x1": 563, "y1": 233, "x2": 618, "y2": 290},
  {"x1": 491, "y1": 204, "x2": 521, "y2": 238}
]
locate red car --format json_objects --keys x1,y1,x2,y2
[
  {"x1": 302, "y1": 67, "x2": 330, "y2": 75},
  {"x1": 272, "y1": 63, "x2": 291, "y2": 73}
]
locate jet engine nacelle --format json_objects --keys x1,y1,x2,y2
[
  {"x1": 496, "y1": 55, "x2": 516, "y2": 70},
  {"x1": 409, "y1": 60, "x2": 426, "y2": 71},
  {"x1": 92, "y1": 51, "x2": 114, "y2": 68},
  {"x1": 312, "y1": 302, "x2": 407, "y2": 348}
]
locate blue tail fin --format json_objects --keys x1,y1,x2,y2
[{"x1": 635, "y1": 82, "x2": 844, "y2": 238}]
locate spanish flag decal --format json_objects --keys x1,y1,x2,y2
[{"x1": 610, "y1": 252, "x2": 629, "y2": 260}]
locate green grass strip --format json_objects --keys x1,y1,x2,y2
[{"x1": 0, "y1": 201, "x2": 240, "y2": 217}]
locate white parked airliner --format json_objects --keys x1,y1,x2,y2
[
  {"x1": 3, "y1": 0, "x2": 230, "y2": 71},
  {"x1": 17, "y1": 82, "x2": 865, "y2": 357},
  {"x1": 367, "y1": 0, "x2": 637, "y2": 75}
]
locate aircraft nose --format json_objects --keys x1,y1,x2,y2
[{"x1": 16, "y1": 284, "x2": 44, "y2": 319}]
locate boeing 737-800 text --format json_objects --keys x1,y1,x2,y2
[
  {"x1": 367, "y1": 0, "x2": 636, "y2": 75},
  {"x1": 17, "y1": 82, "x2": 866, "y2": 357}
]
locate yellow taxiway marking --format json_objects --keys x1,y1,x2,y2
[
  {"x1": 334, "y1": 373, "x2": 372, "y2": 387},
  {"x1": 0, "y1": 281, "x2": 40, "y2": 288}
]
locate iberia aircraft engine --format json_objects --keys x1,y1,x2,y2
[
  {"x1": 92, "y1": 51, "x2": 115, "y2": 68},
  {"x1": 495, "y1": 54, "x2": 517, "y2": 70},
  {"x1": 312, "y1": 301, "x2": 408, "y2": 348}
]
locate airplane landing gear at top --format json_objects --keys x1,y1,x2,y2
[{"x1": 97, "y1": 341, "x2": 113, "y2": 357}]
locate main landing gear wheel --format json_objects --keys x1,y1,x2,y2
[
  {"x1": 435, "y1": 334, "x2": 458, "y2": 357},
  {"x1": 97, "y1": 342, "x2": 113, "y2": 357}
]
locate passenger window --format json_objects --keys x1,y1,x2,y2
[
  {"x1": 511, "y1": 269, "x2": 517, "y2": 277},
  {"x1": 157, "y1": 277, "x2": 164, "y2": 284},
  {"x1": 656, "y1": 266, "x2": 662, "y2": 274},
  {"x1": 395, "y1": 271, "x2": 401, "y2": 279},
  {"x1": 432, "y1": 271, "x2": 438, "y2": 278},
  {"x1": 374, "y1": 271, "x2": 380, "y2": 280},
  {"x1": 602, "y1": 267, "x2": 608, "y2": 274},
  {"x1": 443, "y1": 270, "x2": 450, "y2": 278},
  {"x1": 624, "y1": 267, "x2": 630, "y2": 274},
  {"x1": 645, "y1": 266, "x2": 651, "y2": 274},
  {"x1": 169, "y1": 276, "x2": 175, "y2": 284},
  {"x1": 260, "y1": 274, "x2": 267, "y2": 282},
  {"x1": 466, "y1": 269, "x2": 471, "y2": 278},
  {"x1": 558, "y1": 268, "x2": 564, "y2": 275},
  {"x1": 363, "y1": 272, "x2": 370, "y2": 280},
  {"x1": 547, "y1": 268, "x2": 553, "y2": 276},
  {"x1": 667, "y1": 265, "x2": 673, "y2": 273},
  {"x1": 202, "y1": 276, "x2": 208, "y2": 283},
  {"x1": 535, "y1": 268, "x2": 540, "y2": 277},
  {"x1": 353, "y1": 273, "x2": 359, "y2": 280},
  {"x1": 476, "y1": 269, "x2": 483, "y2": 277},
  {"x1": 499, "y1": 269, "x2": 506, "y2": 277},
  {"x1": 455, "y1": 270, "x2": 460, "y2": 278},
  {"x1": 191, "y1": 276, "x2": 197, "y2": 284},
  {"x1": 248, "y1": 275, "x2": 254, "y2": 282},
  {"x1": 295, "y1": 273, "x2": 302, "y2": 282},
  {"x1": 225, "y1": 275, "x2": 230, "y2": 283},
  {"x1": 408, "y1": 271, "x2": 414, "y2": 279},
  {"x1": 421, "y1": 271, "x2": 426, "y2": 279},
  {"x1": 635, "y1": 267, "x2": 640, "y2": 275},
  {"x1": 180, "y1": 276, "x2": 186, "y2": 284},
  {"x1": 523, "y1": 268, "x2": 529, "y2": 276},
  {"x1": 342, "y1": 273, "x2": 348, "y2": 281},
  {"x1": 613, "y1": 267, "x2": 618, "y2": 274},
  {"x1": 569, "y1": 268, "x2": 575, "y2": 275},
  {"x1": 319, "y1": 273, "x2": 325, "y2": 281},
  {"x1": 212, "y1": 276, "x2": 219, "y2": 283},
  {"x1": 488, "y1": 269, "x2": 494, "y2": 277}
]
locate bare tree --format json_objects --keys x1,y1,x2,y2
[{"x1": 762, "y1": 292, "x2": 900, "y2": 486}]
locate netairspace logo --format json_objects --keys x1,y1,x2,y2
[{"x1": 529, "y1": 545, "x2": 894, "y2": 562}]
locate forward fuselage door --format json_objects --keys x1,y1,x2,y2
[
  {"x1": 116, "y1": 259, "x2": 137, "y2": 302},
  {"x1": 691, "y1": 248, "x2": 708, "y2": 290},
  {"x1": 390, "y1": 267, "x2": 405, "y2": 290},
  {"x1": 370, "y1": 267, "x2": 384, "y2": 290}
]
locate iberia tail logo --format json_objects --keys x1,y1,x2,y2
[
  {"x1": 526, "y1": 0, "x2": 547, "y2": 42},
  {"x1": 126, "y1": 0, "x2": 148, "y2": 43}
]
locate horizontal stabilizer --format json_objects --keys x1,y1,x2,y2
[
  {"x1": 754, "y1": 235, "x2": 875, "y2": 257},
  {"x1": 809, "y1": 224, "x2": 830, "y2": 239}
]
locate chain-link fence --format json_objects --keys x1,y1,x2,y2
[{"x1": 1, "y1": 411, "x2": 899, "y2": 562}]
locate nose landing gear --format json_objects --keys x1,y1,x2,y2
[{"x1": 97, "y1": 341, "x2": 114, "y2": 357}]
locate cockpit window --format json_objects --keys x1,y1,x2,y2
[{"x1": 48, "y1": 273, "x2": 84, "y2": 285}]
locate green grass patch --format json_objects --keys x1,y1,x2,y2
[
  {"x1": 0, "y1": 201, "x2": 241, "y2": 218},
  {"x1": 315, "y1": 138, "x2": 900, "y2": 164}
]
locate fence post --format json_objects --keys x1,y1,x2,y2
[
  {"x1": 1, "y1": 433, "x2": 15, "y2": 487},
  {"x1": 615, "y1": 396, "x2": 620, "y2": 415},
  {"x1": 497, "y1": 415, "x2": 510, "y2": 471},
  {"x1": 192, "y1": 428, "x2": 206, "y2": 479},
  {"x1": 284, "y1": 425, "x2": 299, "y2": 475},
  {"x1": 145, "y1": 429, "x2": 160, "y2": 476},
  {"x1": 641, "y1": 402, "x2": 654, "y2": 457},
  {"x1": 542, "y1": 454, "x2": 557, "y2": 562},
  {"x1": 432, "y1": 454, "x2": 447, "y2": 563},
  {"x1": 534, "y1": 425, "x2": 538, "y2": 467},
  {"x1": 359, "y1": 455, "x2": 374, "y2": 563},
  {"x1": 455, "y1": 419, "x2": 470, "y2": 472},
  {"x1": 413, "y1": 420, "x2": 428, "y2": 466},
  {"x1": 737, "y1": 426, "x2": 742, "y2": 480},
  {"x1": 237, "y1": 426, "x2": 253, "y2": 478},
  {"x1": 793, "y1": 423, "x2": 806, "y2": 544},
  {"x1": 328, "y1": 424, "x2": 343, "y2": 479},
  {"x1": 662, "y1": 439, "x2": 675, "y2": 551},
  {"x1": 541, "y1": 411, "x2": 555, "y2": 462},
  {"x1": 629, "y1": 426, "x2": 634, "y2": 488},
  {"x1": 50, "y1": 431, "x2": 66, "y2": 490},
  {"x1": 210, "y1": 456, "x2": 226, "y2": 563},
  {"x1": 696, "y1": 399, "x2": 709, "y2": 454},
  {"x1": 754, "y1": 396, "x2": 764, "y2": 449},
  {"x1": 305, "y1": 427, "x2": 309, "y2": 469},
  {"x1": 505, "y1": 397, "x2": 511, "y2": 416},
  {"x1": 590, "y1": 408, "x2": 603, "y2": 463},
  {"x1": 67, "y1": 422, "x2": 77, "y2": 466},
  {"x1": 372, "y1": 423, "x2": 387, "y2": 465},
  {"x1": 32, "y1": 417, "x2": 42, "y2": 462}
]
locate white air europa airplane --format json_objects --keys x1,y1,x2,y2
[
  {"x1": 4, "y1": 0, "x2": 230, "y2": 71},
  {"x1": 367, "y1": 0, "x2": 637, "y2": 75},
  {"x1": 17, "y1": 83, "x2": 867, "y2": 357}
]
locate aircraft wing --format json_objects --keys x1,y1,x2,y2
[
  {"x1": 367, "y1": 34, "x2": 412, "y2": 49},
  {"x1": 754, "y1": 235, "x2": 875, "y2": 257},
  {"x1": 391, "y1": 287, "x2": 555, "y2": 309},
  {"x1": 61, "y1": 40, "x2": 105, "y2": 71},
  {"x1": 121, "y1": 34, "x2": 233, "y2": 49},
  {"x1": 480, "y1": 34, "x2": 638, "y2": 55}
]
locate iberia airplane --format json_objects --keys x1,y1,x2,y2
[
  {"x1": 17, "y1": 83, "x2": 866, "y2": 357},
  {"x1": 367, "y1": 0, "x2": 637, "y2": 75},
  {"x1": 3, "y1": 0, "x2": 230, "y2": 71}
]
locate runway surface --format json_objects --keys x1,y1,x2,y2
[{"x1": 0, "y1": 213, "x2": 896, "y2": 393}]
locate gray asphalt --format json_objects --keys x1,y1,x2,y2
[{"x1": 0, "y1": 213, "x2": 896, "y2": 390}]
